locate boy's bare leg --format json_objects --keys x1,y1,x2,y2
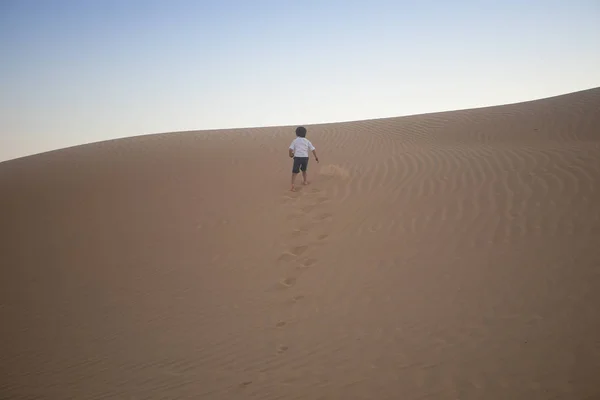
[
  {"x1": 302, "y1": 171, "x2": 309, "y2": 185},
  {"x1": 291, "y1": 173, "x2": 298, "y2": 191}
]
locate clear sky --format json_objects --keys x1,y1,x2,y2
[{"x1": 1, "y1": 0, "x2": 599, "y2": 161}]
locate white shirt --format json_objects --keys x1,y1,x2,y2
[{"x1": 289, "y1": 137, "x2": 315, "y2": 158}]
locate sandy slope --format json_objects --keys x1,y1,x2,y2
[{"x1": 1, "y1": 88, "x2": 600, "y2": 399}]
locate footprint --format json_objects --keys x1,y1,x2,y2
[
  {"x1": 290, "y1": 228, "x2": 308, "y2": 238},
  {"x1": 298, "y1": 258, "x2": 318, "y2": 268},
  {"x1": 290, "y1": 245, "x2": 308, "y2": 256},
  {"x1": 240, "y1": 381, "x2": 253, "y2": 387},
  {"x1": 287, "y1": 213, "x2": 303, "y2": 220},
  {"x1": 315, "y1": 213, "x2": 333, "y2": 221},
  {"x1": 315, "y1": 197, "x2": 329, "y2": 204},
  {"x1": 277, "y1": 345, "x2": 289, "y2": 353},
  {"x1": 280, "y1": 277, "x2": 296, "y2": 287},
  {"x1": 311, "y1": 188, "x2": 321, "y2": 193},
  {"x1": 317, "y1": 234, "x2": 329, "y2": 241},
  {"x1": 276, "y1": 321, "x2": 287, "y2": 328},
  {"x1": 283, "y1": 294, "x2": 305, "y2": 305},
  {"x1": 277, "y1": 253, "x2": 295, "y2": 262}
]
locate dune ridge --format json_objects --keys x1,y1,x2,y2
[{"x1": 1, "y1": 87, "x2": 600, "y2": 399}]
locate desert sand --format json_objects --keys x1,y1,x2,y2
[{"x1": 1, "y1": 88, "x2": 600, "y2": 399}]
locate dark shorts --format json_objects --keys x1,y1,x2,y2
[{"x1": 292, "y1": 157, "x2": 309, "y2": 173}]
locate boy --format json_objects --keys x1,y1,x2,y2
[{"x1": 288, "y1": 126, "x2": 319, "y2": 191}]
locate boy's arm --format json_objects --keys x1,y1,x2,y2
[
  {"x1": 309, "y1": 141, "x2": 319, "y2": 162},
  {"x1": 289, "y1": 148, "x2": 294, "y2": 158}
]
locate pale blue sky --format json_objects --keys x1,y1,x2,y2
[{"x1": 1, "y1": 0, "x2": 599, "y2": 161}]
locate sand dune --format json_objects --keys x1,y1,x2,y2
[{"x1": 1, "y1": 87, "x2": 600, "y2": 399}]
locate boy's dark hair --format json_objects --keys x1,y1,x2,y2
[{"x1": 295, "y1": 126, "x2": 307, "y2": 137}]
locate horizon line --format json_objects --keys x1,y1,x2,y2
[{"x1": 2, "y1": 85, "x2": 599, "y2": 164}]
